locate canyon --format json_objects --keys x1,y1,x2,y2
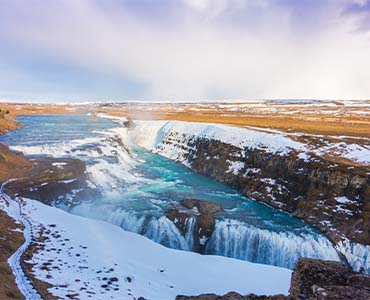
[{"x1": 0, "y1": 101, "x2": 369, "y2": 299}]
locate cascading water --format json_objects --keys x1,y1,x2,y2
[
  {"x1": 206, "y1": 219, "x2": 339, "y2": 269},
  {"x1": 0, "y1": 114, "x2": 344, "y2": 270}
]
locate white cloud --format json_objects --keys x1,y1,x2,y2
[
  {"x1": 182, "y1": 0, "x2": 269, "y2": 18},
  {"x1": 1, "y1": 0, "x2": 370, "y2": 100}
]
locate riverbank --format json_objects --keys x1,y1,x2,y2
[{"x1": 0, "y1": 111, "x2": 22, "y2": 135}]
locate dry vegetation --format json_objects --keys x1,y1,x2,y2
[
  {"x1": 0, "y1": 143, "x2": 33, "y2": 183},
  {"x1": 0, "y1": 209, "x2": 24, "y2": 300},
  {"x1": 100, "y1": 102, "x2": 370, "y2": 138},
  {"x1": 0, "y1": 111, "x2": 22, "y2": 135},
  {"x1": 2, "y1": 100, "x2": 369, "y2": 138}
]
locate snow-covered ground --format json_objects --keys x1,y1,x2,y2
[
  {"x1": 0, "y1": 196, "x2": 292, "y2": 300},
  {"x1": 95, "y1": 113, "x2": 128, "y2": 123},
  {"x1": 121, "y1": 120, "x2": 306, "y2": 155},
  {"x1": 116, "y1": 120, "x2": 370, "y2": 166},
  {"x1": 0, "y1": 181, "x2": 42, "y2": 300}
]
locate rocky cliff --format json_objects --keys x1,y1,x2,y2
[
  {"x1": 183, "y1": 138, "x2": 370, "y2": 244},
  {"x1": 126, "y1": 121, "x2": 370, "y2": 273}
]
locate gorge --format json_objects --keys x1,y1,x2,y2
[{"x1": 1, "y1": 114, "x2": 368, "y2": 274}]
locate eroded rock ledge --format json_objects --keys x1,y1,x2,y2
[
  {"x1": 166, "y1": 199, "x2": 223, "y2": 253},
  {"x1": 176, "y1": 258, "x2": 370, "y2": 300},
  {"x1": 0, "y1": 143, "x2": 95, "y2": 206}
]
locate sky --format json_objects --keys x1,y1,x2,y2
[{"x1": 1, "y1": 0, "x2": 370, "y2": 102}]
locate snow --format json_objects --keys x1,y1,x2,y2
[
  {"x1": 333, "y1": 206, "x2": 354, "y2": 216},
  {"x1": 95, "y1": 113, "x2": 128, "y2": 123},
  {"x1": 227, "y1": 161, "x2": 245, "y2": 175},
  {"x1": 259, "y1": 178, "x2": 277, "y2": 185},
  {"x1": 123, "y1": 120, "x2": 306, "y2": 155},
  {"x1": 58, "y1": 179, "x2": 77, "y2": 184},
  {"x1": 335, "y1": 196, "x2": 356, "y2": 205},
  {"x1": 243, "y1": 167, "x2": 261, "y2": 176},
  {"x1": 316, "y1": 142, "x2": 370, "y2": 165},
  {"x1": 52, "y1": 162, "x2": 67, "y2": 168},
  {"x1": 113, "y1": 120, "x2": 370, "y2": 166},
  {"x1": 0, "y1": 181, "x2": 42, "y2": 300},
  {"x1": 0, "y1": 196, "x2": 292, "y2": 300}
]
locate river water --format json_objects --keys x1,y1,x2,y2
[{"x1": 0, "y1": 114, "x2": 340, "y2": 269}]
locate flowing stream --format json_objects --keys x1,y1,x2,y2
[{"x1": 0, "y1": 114, "x2": 341, "y2": 269}]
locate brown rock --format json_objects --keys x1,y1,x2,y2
[
  {"x1": 165, "y1": 208, "x2": 189, "y2": 235},
  {"x1": 176, "y1": 292, "x2": 288, "y2": 300},
  {"x1": 166, "y1": 199, "x2": 223, "y2": 253},
  {"x1": 181, "y1": 199, "x2": 223, "y2": 214},
  {"x1": 289, "y1": 258, "x2": 370, "y2": 300},
  {"x1": 4, "y1": 157, "x2": 97, "y2": 206}
]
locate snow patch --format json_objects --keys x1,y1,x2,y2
[{"x1": 227, "y1": 161, "x2": 245, "y2": 175}]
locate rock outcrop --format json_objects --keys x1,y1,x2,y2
[
  {"x1": 289, "y1": 258, "x2": 370, "y2": 299},
  {"x1": 176, "y1": 292, "x2": 287, "y2": 300},
  {"x1": 3, "y1": 155, "x2": 96, "y2": 206},
  {"x1": 176, "y1": 258, "x2": 370, "y2": 300},
  {"x1": 0, "y1": 143, "x2": 32, "y2": 183},
  {"x1": 166, "y1": 199, "x2": 223, "y2": 252}
]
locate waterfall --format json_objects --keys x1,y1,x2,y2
[
  {"x1": 143, "y1": 216, "x2": 196, "y2": 251},
  {"x1": 206, "y1": 219, "x2": 340, "y2": 269},
  {"x1": 104, "y1": 208, "x2": 340, "y2": 269},
  {"x1": 336, "y1": 240, "x2": 370, "y2": 274}
]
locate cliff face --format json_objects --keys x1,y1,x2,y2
[
  {"x1": 126, "y1": 121, "x2": 370, "y2": 272},
  {"x1": 183, "y1": 138, "x2": 370, "y2": 246}
]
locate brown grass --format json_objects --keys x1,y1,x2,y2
[
  {"x1": 2, "y1": 102, "x2": 370, "y2": 138},
  {"x1": 92, "y1": 103, "x2": 370, "y2": 138},
  {"x1": 0, "y1": 144, "x2": 33, "y2": 183},
  {"x1": 0, "y1": 209, "x2": 24, "y2": 300},
  {"x1": 0, "y1": 115, "x2": 22, "y2": 135},
  {"x1": 160, "y1": 112, "x2": 370, "y2": 138}
]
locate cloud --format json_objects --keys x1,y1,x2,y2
[
  {"x1": 0, "y1": 0, "x2": 370, "y2": 101},
  {"x1": 343, "y1": 0, "x2": 370, "y2": 32},
  {"x1": 181, "y1": 0, "x2": 268, "y2": 18}
]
